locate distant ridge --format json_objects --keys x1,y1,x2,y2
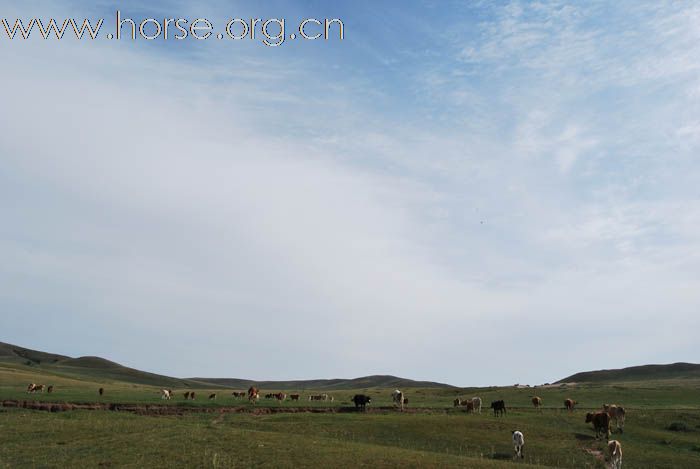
[
  {"x1": 0, "y1": 341, "x2": 454, "y2": 389},
  {"x1": 191, "y1": 375, "x2": 455, "y2": 390},
  {"x1": 556, "y1": 362, "x2": 700, "y2": 383}
]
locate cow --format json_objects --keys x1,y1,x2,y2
[
  {"x1": 512, "y1": 430, "x2": 525, "y2": 459},
  {"x1": 35, "y1": 384, "x2": 45, "y2": 392},
  {"x1": 607, "y1": 440, "x2": 622, "y2": 469},
  {"x1": 209, "y1": 393, "x2": 217, "y2": 400},
  {"x1": 98, "y1": 387, "x2": 104, "y2": 396},
  {"x1": 453, "y1": 398, "x2": 462, "y2": 407},
  {"x1": 603, "y1": 404, "x2": 626, "y2": 433},
  {"x1": 532, "y1": 396, "x2": 542, "y2": 410},
  {"x1": 564, "y1": 398, "x2": 577, "y2": 412},
  {"x1": 190, "y1": 391, "x2": 196, "y2": 400},
  {"x1": 491, "y1": 399, "x2": 506, "y2": 417},
  {"x1": 273, "y1": 392, "x2": 286, "y2": 402},
  {"x1": 265, "y1": 393, "x2": 274, "y2": 399},
  {"x1": 290, "y1": 394, "x2": 300, "y2": 401},
  {"x1": 491, "y1": 400, "x2": 506, "y2": 417},
  {"x1": 26, "y1": 383, "x2": 40, "y2": 393},
  {"x1": 184, "y1": 391, "x2": 191, "y2": 400},
  {"x1": 232, "y1": 391, "x2": 246, "y2": 398},
  {"x1": 308, "y1": 394, "x2": 329, "y2": 401},
  {"x1": 47, "y1": 385, "x2": 54, "y2": 394},
  {"x1": 391, "y1": 390, "x2": 404, "y2": 411},
  {"x1": 471, "y1": 397, "x2": 482, "y2": 414},
  {"x1": 161, "y1": 389, "x2": 173, "y2": 400},
  {"x1": 585, "y1": 412, "x2": 611, "y2": 440},
  {"x1": 247, "y1": 386, "x2": 259, "y2": 403},
  {"x1": 465, "y1": 400, "x2": 475, "y2": 412},
  {"x1": 352, "y1": 394, "x2": 371, "y2": 410}
]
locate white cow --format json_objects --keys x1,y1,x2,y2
[
  {"x1": 608, "y1": 440, "x2": 622, "y2": 469},
  {"x1": 161, "y1": 389, "x2": 173, "y2": 400},
  {"x1": 512, "y1": 430, "x2": 525, "y2": 459},
  {"x1": 471, "y1": 397, "x2": 482, "y2": 414},
  {"x1": 391, "y1": 389, "x2": 404, "y2": 411}
]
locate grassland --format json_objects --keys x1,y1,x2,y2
[{"x1": 1, "y1": 360, "x2": 700, "y2": 468}]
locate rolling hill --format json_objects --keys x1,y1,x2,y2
[
  {"x1": 556, "y1": 362, "x2": 700, "y2": 383},
  {"x1": 191, "y1": 375, "x2": 455, "y2": 390},
  {"x1": 0, "y1": 341, "x2": 453, "y2": 389}
]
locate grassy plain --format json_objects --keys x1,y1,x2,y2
[{"x1": 1, "y1": 362, "x2": 699, "y2": 468}]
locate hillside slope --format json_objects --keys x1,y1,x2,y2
[
  {"x1": 193, "y1": 374, "x2": 455, "y2": 390},
  {"x1": 0, "y1": 341, "x2": 219, "y2": 388},
  {"x1": 556, "y1": 362, "x2": 700, "y2": 383}
]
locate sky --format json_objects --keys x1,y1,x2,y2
[{"x1": 1, "y1": 0, "x2": 699, "y2": 387}]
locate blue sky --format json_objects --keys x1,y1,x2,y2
[{"x1": 1, "y1": 0, "x2": 699, "y2": 386}]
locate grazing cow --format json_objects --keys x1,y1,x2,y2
[
  {"x1": 273, "y1": 392, "x2": 286, "y2": 402},
  {"x1": 247, "y1": 386, "x2": 259, "y2": 403},
  {"x1": 184, "y1": 391, "x2": 191, "y2": 400},
  {"x1": 607, "y1": 440, "x2": 622, "y2": 469},
  {"x1": 471, "y1": 397, "x2": 482, "y2": 414},
  {"x1": 308, "y1": 394, "x2": 329, "y2": 401},
  {"x1": 564, "y1": 399, "x2": 577, "y2": 412},
  {"x1": 290, "y1": 394, "x2": 300, "y2": 401},
  {"x1": 603, "y1": 404, "x2": 626, "y2": 433},
  {"x1": 585, "y1": 412, "x2": 611, "y2": 440},
  {"x1": 490, "y1": 400, "x2": 506, "y2": 417},
  {"x1": 352, "y1": 394, "x2": 371, "y2": 410},
  {"x1": 190, "y1": 391, "x2": 196, "y2": 400},
  {"x1": 98, "y1": 387, "x2": 104, "y2": 396},
  {"x1": 232, "y1": 391, "x2": 246, "y2": 398},
  {"x1": 265, "y1": 393, "x2": 274, "y2": 399},
  {"x1": 161, "y1": 389, "x2": 173, "y2": 400},
  {"x1": 47, "y1": 385, "x2": 54, "y2": 394},
  {"x1": 532, "y1": 396, "x2": 542, "y2": 410},
  {"x1": 26, "y1": 383, "x2": 38, "y2": 393},
  {"x1": 391, "y1": 389, "x2": 404, "y2": 411},
  {"x1": 512, "y1": 430, "x2": 525, "y2": 459},
  {"x1": 209, "y1": 393, "x2": 217, "y2": 400}
]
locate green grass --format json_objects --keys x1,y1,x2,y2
[{"x1": 2, "y1": 362, "x2": 700, "y2": 467}]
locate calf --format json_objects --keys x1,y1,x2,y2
[
  {"x1": 209, "y1": 393, "x2": 217, "y2": 400},
  {"x1": 603, "y1": 404, "x2": 626, "y2": 433},
  {"x1": 161, "y1": 389, "x2": 173, "y2": 400},
  {"x1": 607, "y1": 439, "x2": 622, "y2": 469},
  {"x1": 352, "y1": 394, "x2": 371, "y2": 410},
  {"x1": 26, "y1": 383, "x2": 37, "y2": 393},
  {"x1": 564, "y1": 398, "x2": 577, "y2": 412},
  {"x1": 47, "y1": 385, "x2": 54, "y2": 394},
  {"x1": 512, "y1": 430, "x2": 525, "y2": 459},
  {"x1": 490, "y1": 400, "x2": 506, "y2": 417},
  {"x1": 585, "y1": 412, "x2": 610, "y2": 440},
  {"x1": 290, "y1": 394, "x2": 300, "y2": 401},
  {"x1": 532, "y1": 396, "x2": 542, "y2": 410}
]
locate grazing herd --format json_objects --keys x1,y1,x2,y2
[{"x1": 24, "y1": 382, "x2": 628, "y2": 466}]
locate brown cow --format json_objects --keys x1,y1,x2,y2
[
  {"x1": 98, "y1": 387, "x2": 104, "y2": 396},
  {"x1": 248, "y1": 386, "x2": 259, "y2": 403},
  {"x1": 47, "y1": 385, "x2": 54, "y2": 394},
  {"x1": 585, "y1": 412, "x2": 610, "y2": 439},
  {"x1": 273, "y1": 392, "x2": 286, "y2": 402},
  {"x1": 232, "y1": 391, "x2": 246, "y2": 398},
  {"x1": 184, "y1": 391, "x2": 191, "y2": 400},
  {"x1": 564, "y1": 398, "x2": 576, "y2": 412},
  {"x1": 290, "y1": 394, "x2": 300, "y2": 401},
  {"x1": 532, "y1": 396, "x2": 542, "y2": 410},
  {"x1": 603, "y1": 404, "x2": 626, "y2": 433},
  {"x1": 190, "y1": 391, "x2": 196, "y2": 400},
  {"x1": 607, "y1": 439, "x2": 622, "y2": 469}
]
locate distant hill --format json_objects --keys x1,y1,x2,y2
[
  {"x1": 0, "y1": 341, "x2": 218, "y2": 389},
  {"x1": 556, "y1": 362, "x2": 700, "y2": 383},
  {"x1": 0, "y1": 341, "x2": 453, "y2": 390},
  {"x1": 192, "y1": 375, "x2": 455, "y2": 390}
]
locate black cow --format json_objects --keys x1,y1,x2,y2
[
  {"x1": 352, "y1": 394, "x2": 372, "y2": 410},
  {"x1": 490, "y1": 400, "x2": 506, "y2": 416}
]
